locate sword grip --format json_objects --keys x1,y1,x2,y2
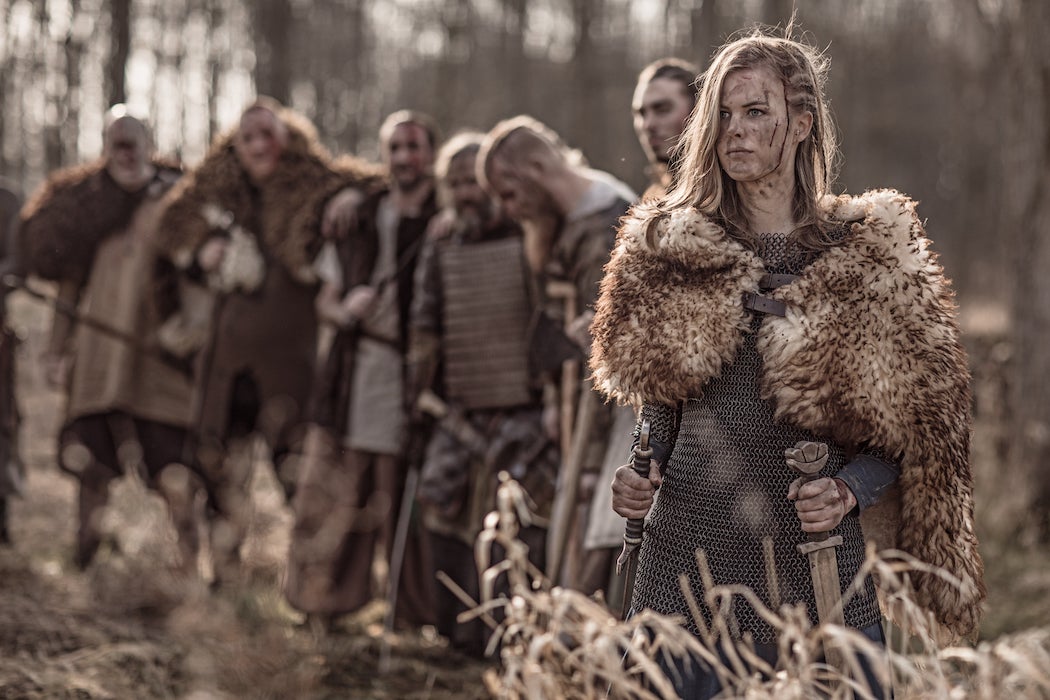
[{"x1": 623, "y1": 419, "x2": 653, "y2": 546}]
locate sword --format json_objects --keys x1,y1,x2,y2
[
  {"x1": 784, "y1": 440, "x2": 847, "y2": 674},
  {"x1": 615, "y1": 418, "x2": 652, "y2": 619}
]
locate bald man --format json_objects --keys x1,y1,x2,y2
[{"x1": 19, "y1": 108, "x2": 199, "y2": 571}]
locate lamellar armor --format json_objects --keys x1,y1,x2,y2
[{"x1": 438, "y1": 235, "x2": 533, "y2": 410}]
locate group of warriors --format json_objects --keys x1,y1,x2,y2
[
  {"x1": 1, "y1": 26, "x2": 985, "y2": 700},
  {"x1": 1, "y1": 56, "x2": 697, "y2": 647}
]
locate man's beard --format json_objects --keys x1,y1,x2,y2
[
  {"x1": 394, "y1": 168, "x2": 427, "y2": 192},
  {"x1": 451, "y1": 205, "x2": 492, "y2": 239}
]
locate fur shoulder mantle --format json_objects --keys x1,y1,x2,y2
[
  {"x1": 590, "y1": 188, "x2": 985, "y2": 640},
  {"x1": 20, "y1": 159, "x2": 181, "y2": 282},
  {"x1": 158, "y1": 108, "x2": 383, "y2": 282}
]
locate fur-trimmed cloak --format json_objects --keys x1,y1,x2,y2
[
  {"x1": 157, "y1": 108, "x2": 383, "y2": 280},
  {"x1": 157, "y1": 107, "x2": 382, "y2": 448},
  {"x1": 589, "y1": 189, "x2": 985, "y2": 641}
]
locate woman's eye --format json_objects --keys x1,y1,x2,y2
[
  {"x1": 748, "y1": 108, "x2": 765, "y2": 117},
  {"x1": 718, "y1": 110, "x2": 730, "y2": 120}
]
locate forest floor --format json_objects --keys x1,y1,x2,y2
[
  {"x1": 2, "y1": 295, "x2": 1050, "y2": 699},
  {"x1": 0, "y1": 291, "x2": 492, "y2": 700}
]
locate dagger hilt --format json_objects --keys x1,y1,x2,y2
[{"x1": 785, "y1": 440, "x2": 832, "y2": 541}]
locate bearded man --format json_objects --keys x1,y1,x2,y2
[
  {"x1": 397, "y1": 132, "x2": 557, "y2": 655},
  {"x1": 286, "y1": 110, "x2": 441, "y2": 629},
  {"x1": 19, "y1": 108, "x2": 198, "y2": 570}
]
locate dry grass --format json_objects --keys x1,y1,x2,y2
[{"x1": 470, "y1": 478, "x2": 1050, "y2": 700}]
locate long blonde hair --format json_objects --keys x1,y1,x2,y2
[{"x1": 645, "y1": 28, "x2": 840, "y2": 250}]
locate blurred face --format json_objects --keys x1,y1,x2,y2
[
  {"x1": 633, "y1": 76, "x2": 693, "y2": 164},
  {"x1": 103, "y1": 118, "x2": 153, "y2": 191},
  {"x1": 716, "y1": 65, "x2": 809, "y2": 184},
  {"x1": 234, "y1": 108, "x2": 286, "y2": 183},
  {"x1": 445, "y1": 152, "x2": 493, "y2": 224},
  {"x1": 384, "y1": 122, "x2": 434, "y2": 192},
  {"x1": 486, "y1": 156, "x2": 556, "y2": 224}
]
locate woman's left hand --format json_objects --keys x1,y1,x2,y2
[{"x1": 787, "y1": 477, "x2": 857, "y2": 533}]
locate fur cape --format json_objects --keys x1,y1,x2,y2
[
  {"x1": 157, "y1": 108, "x2": 383, "y2": 282},
  {"x1": 589, "y1": 189, "x2": 985, "y2": 641},
  {"x1": 19, "y1": 159, "x2": 181, "y2": 283}
]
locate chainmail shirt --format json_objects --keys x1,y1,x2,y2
[{"x1": 631, "y1": 233, "x2": 882, "y2": 643}]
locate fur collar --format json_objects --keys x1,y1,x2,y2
[
  {"x1": 158, "y1": 108, "x2": 382, "y2": 282},
  {"x1": 20, "y1": 159, "x2": 181, "y2": 282},
  {"x1": 590, "y1": 189, "x2": 985, "y2": 641}
]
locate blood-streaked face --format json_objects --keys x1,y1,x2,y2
[
  {"x1": 633, "y1": 77, "x2": 693, "y2": 164},
  {"x1": 384, "y1": 122, "x2": 435, "y2": 192},
  {"x1": 103, "y1": 118, "x2": 153, "y2": 191},
  {"x1": 716, "y1": 66, "x2": 807, "y2": 184},
  {"x1": 486, "y1": 157, "x2": 556, "y2": 224},
  {"x1": 234, "y1": 108, "x2": 286, "y2": 183},
  {"x1": 445, "y1": 152, "x2": 493, "y2": 224}
]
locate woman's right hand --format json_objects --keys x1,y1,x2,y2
[{"x1": 611, "y1": 461, "x2": 662, "y2": 519}]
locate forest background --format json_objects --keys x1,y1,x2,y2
[{"x1": 2, "y1": 0, "x2": 1050, "y2": 641}]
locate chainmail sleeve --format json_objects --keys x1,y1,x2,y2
[{"x1": 634, "y1": 402, "x2": 681, "y2": 471}]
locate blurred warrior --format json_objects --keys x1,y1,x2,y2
[
  {"x1": 0, "y1": 180, "x2": 23, "y2": 545},
  {"x1": 158, "y1": 98, "x2": 379, "y2": 584},
  {"x1": 408, "y1": 133, "x2": 558, "y2": 655},
  {"x1": 477, "y1": 116, "x2": 635, "y2": 600},
  {"x1": 18, "y1": 109, "x2": 198, "y2": 570},
  {"x1": 583, "y1": 56, "x2": 702, "y2": 581},
  {"x1": 632, "y1": 57, "x2": 701, "y2": 199},
  {"x1": 285, "y1": 110, "x2": 440, "y2": 628}
]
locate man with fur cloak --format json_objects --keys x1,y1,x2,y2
[
  {"x1": 594, "y1": 32, "x2": 984, "y2": 698},
  {"x1": 18, "y1": 108, "x2": 198, "y2": 570},
  {"x1": 157, "y1": 98, "x2": 381, "y2": 584}
]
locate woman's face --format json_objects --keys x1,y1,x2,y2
[
  {"x1": 715, "y1": 65, "x2": 808, "y2": 184},
  {"x1": 234, "y1": 109, "x2": 286, "y2": 183}
]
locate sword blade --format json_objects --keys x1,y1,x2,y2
[{"x1": 807, "y1": 543, "x2": 847, "y2": 671}]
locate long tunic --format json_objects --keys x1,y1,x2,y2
[{"x1": 68, "y1": 184, "x2": 194, "y2": 428}]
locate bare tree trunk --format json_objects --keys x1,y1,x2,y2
[
  {"x1": 1003, "y1": 1, "x2": 1050, "y2": 537},
  {"x1": 572, "y1": 0, "x2": 603, "y2": 161},
  {"x1": 107, "y1": 0, "x2": 131, "y2": 106},
  {"x1": 690, "y1": 0, "x2": 719, "y2": 64},
  {"x1": 251, "y1": 0, "x2": 294, "y2": 104},
  {"x1": 206, "y1": 0, "x2": 226, "y2": 145},
  {"x1": 64, "y1": 0, "x2": 84, "y2": 164},
  {"x1": 501, "y1": 0, "x2": 529, "y2": 115}
]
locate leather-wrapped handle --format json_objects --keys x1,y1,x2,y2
[{"x1": 624, "y1": 419, "x2": 653, "y2": 545}]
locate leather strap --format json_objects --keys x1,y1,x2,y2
[
  {"x1": 743, "y1": 292, "x2": 786, "y2": 317},
  {"x1": 758, "y1": 273, "x2": 800, "y2": 290}
]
